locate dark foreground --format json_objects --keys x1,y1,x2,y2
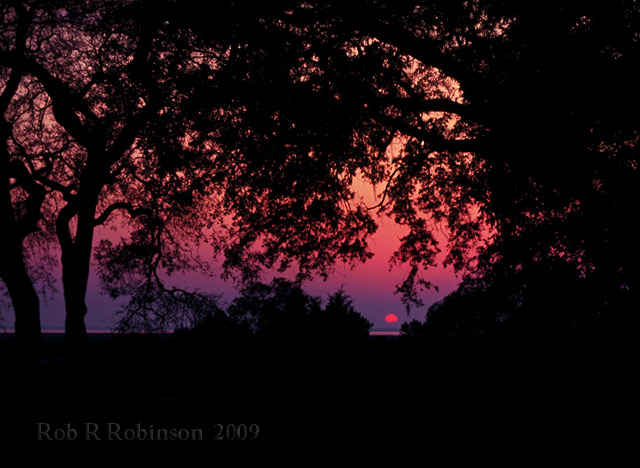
[{"x1": 0, "y1": 333, "x2": 635, "y2": 456}]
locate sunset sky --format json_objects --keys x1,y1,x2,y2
[
  {"x1": 35, "y1": 210, "x2": 460, "y2": 332},
  {"x1": 23, "y1": 155, "x2": 464, "y2": 333}
]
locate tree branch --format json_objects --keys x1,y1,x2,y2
[
  {"x1": 55, "y1": 201, "x2": 76, "y2": 252},
  {"x1": 17, "y1": 183, "x2": 45, "y2": 239},
  {"x1": 367, "y1": 109, "x2": 481, "y2": 153},
  {"x1": 4, "y1": 159, "x2": 44, "y2": 238},
  {"x1": 32, "y1": 172, "x2": 73, "y2": 199},
  {"x1": 93, "y1": 201, "x2": 153, "y2": 226},
  {"x1": 105, "y1": 16, "x2": 163, "y2": 164},
  {"x1": 0, "y1": 51, "x2": 98, "y2": 150},
  {"x1": 8, "y1": 132, "x2": 74, "y2": 199},
  {"x1": 0, "y1": 2, "x2": 32, "y2": 115},
  {"x1": 352, "y1": 15, "x2": 484, "y2": 101},
  {"x1": 0, "y1": 61, "x2": 23, "y2": 116},
  {"x1": 105, "y1": 102, "x2": 159, "y2": 164},
  {"x1": 373, "y1": 96, "x2": 474, "y2": 120}
]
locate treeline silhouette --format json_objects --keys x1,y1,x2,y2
[{"x1": 171, "y1": 278, "x2": 372, "y2": 358}]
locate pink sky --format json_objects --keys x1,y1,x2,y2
[{"x1": 305, "y1": 213, "x2": 460, "y2": 329}]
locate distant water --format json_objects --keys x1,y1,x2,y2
[
  {"x1": 370, "y1": 330, "x2": 401, "y2": 336},
  {"x1": 5, "y1": 328, "x2": 402, "y2": 336}
]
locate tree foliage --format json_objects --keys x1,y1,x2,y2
[
  {"x1": 225, "y1": 278, "x2": 372, "y2": 339},
  {"x1": 2, "y1": 0, "x2": 639, "y2": 347},
  {"x1": 227, "y1": 277, "x2": 322, "y2": 337},
  {"x1": 390, "y1": 1, "x2": 640, "y2": 335}
]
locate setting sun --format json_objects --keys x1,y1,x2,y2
[{"x1": 385, "y1": 314, "x2": 398, "y2": 323}]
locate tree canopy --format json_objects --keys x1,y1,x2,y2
[{"x1": 2, "y1": 0, "x2": 639, "y2": 356}]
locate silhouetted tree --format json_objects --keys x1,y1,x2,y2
[
  {"x1": 400, "y1": 319, "x2": 428, "y2": 338},
  {"x1": 327, "y1": 0, "x2": 640, "y2": 334},
  {"x1": 227, "y1": 279, "x2": 372, "y2": 344},
  {"x1": 208, "y1": 0, "x2": 483, "y2": 306},
  {"x1": 0, "y1": 1, "x2": 53, "y2": 358},
  {"x1": 403, "y1": 1, "x2": 640, "y2": 335},
  {"x1": 1, "y1": 0, "x2": 201, "y2": 356},
  {"x1": 3, "y1": 0, "x2": 639, "y2": 355},
  {"x1": 227, "y1": 278, "x2": 322, "y2": 338},
  {"x1": 1, "y1": 1, "x2": 411, "y2": 356},
  {"x1": 1, "y1": 0, "x2": 265, "y2": 355},
  {"x1": 308, "y1": 289, "x2": 372, "y2": 340}
]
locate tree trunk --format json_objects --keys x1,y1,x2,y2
[
  {"x1": 0, "y1": 126, "x2": 42, "y2": 360},
  {"x1": 62, "y1": 270, "x2": 89, "y2": 363},
  {"x1": 0, "y1": 260, "x2": 42, "y2": 360},
  {"x1": 60, "y1": 186, "x2": 100, "y2": 363}
]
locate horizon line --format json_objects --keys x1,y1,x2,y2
[{"x1": 1, "y1": 327, "x2": 403, "y2": 335}]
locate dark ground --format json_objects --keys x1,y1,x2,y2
[{"x1": 0, "y1": 332, "x2": 635, "y2": 456}]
